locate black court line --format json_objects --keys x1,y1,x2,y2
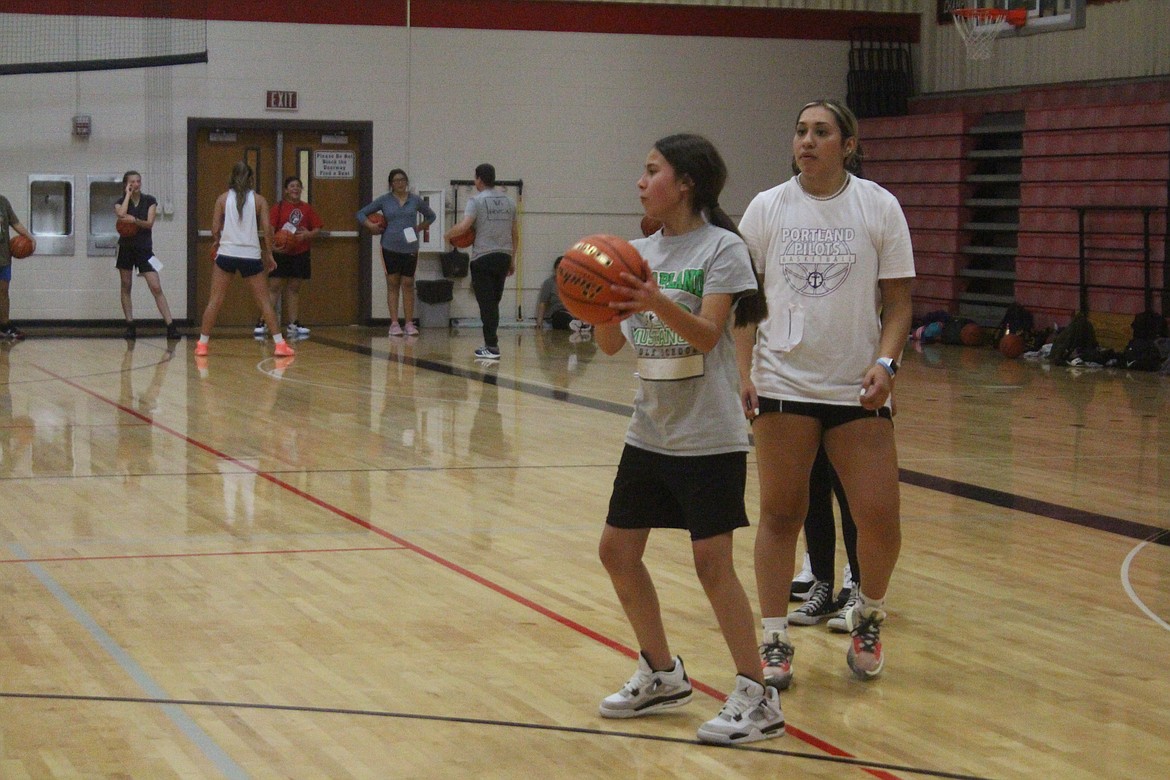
[
  {"x1": 315, "y1": 335, "x2": 1170, "y2": 547},
  {"x1": 0, "y1": 691, "x2": 996, "y2": 780}
]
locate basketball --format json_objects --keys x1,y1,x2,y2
[
  {"x1": 998, "y1": 332, "x2": 1027, "y2": 359},
  {"x1": 116, "y1": 220, "x2": 139, "y2": 238},
  {"x1": 368, "y1": 213, "x2": 387, "y2": 233},
  {"x1": 273, "y1": 229, "x2": 295, "y2": 252},
  {"x1": 8, "y1": 234, "x2": 34, "y2": 259},
  {"x1": 960, "y1": 322, "x2": 985, "y2": 346},
  {"x1": 448, "y1": 229, "x2": 475, "y2": 249},
  {"x1": 640, "y1": 215, "x2": 663, "y2": 237},
  {"x1": 556, "y1": 234, "x2": 649, "y2": 326}
]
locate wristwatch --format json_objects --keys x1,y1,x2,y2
[{"x1": 876, "y1": 357, "x2": 898, "y2": 377}]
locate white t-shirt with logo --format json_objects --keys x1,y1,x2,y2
[
  {"x1": 620, "y1": 222, "x2": 758, "y2": 456},
  {"x1": 739, "y1": 174, "x2": 915, "y2": 405}
]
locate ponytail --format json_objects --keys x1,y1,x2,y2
[
  {"x1": 228, "y1": 161, "x2": 254, "y2": 219},
  {"x1": 708, "y1": 202, "x2": 767, "y2": 327},
  {"x1": 653, "y1": 135, "x2": 767, "y2": 326}
]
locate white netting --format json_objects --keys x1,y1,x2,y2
[{"x1": 952, "y1": 9, "x2": 1008, "y2": 61}]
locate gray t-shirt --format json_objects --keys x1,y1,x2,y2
[
  {"x1": 536, "y1": 274, "x2": 568, "y2": 320},
  {"x1": 0, "y1": 195, "x2": 18, "y2": 268},
  {"x1": 465, "y1": 188, "x2": 516, "y2": 260},
  {"x1": 620, "y1": 222, "x2": 758, "y2": 456}
]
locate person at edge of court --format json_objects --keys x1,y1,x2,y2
[
  {"x1": 0, "y1": 193, "x2": 35, "y2": 340},
  {"x1": 536, "y1": 255, "x2": 590, "y2": 333},
  {"x1": 256, "y1": 175, "x2": 323, "y2": 339},
  {"x1": 114, "y1": 170, "x2": 180, "y2": 342},
  {"x1": 357, "y1": 169, "x2": 436, "y2": 337},
  {"x1": 446, "y1": 163, "x2": 517, "y2": 360}
]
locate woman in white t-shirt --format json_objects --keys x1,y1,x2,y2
[
  {"x1": 196, "y1": 161, "x2": 293, "y2": 359},
  {"x1": 593, "y1": 134, "x2": 783, "y2": 746},
  {"x1": 736, "y1": 99, "x2": 914, "y2": 685}
]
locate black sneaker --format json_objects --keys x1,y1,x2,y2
[
  {"x1": 166, "y1": 322, "x2": 181, "y2": 340},
  {"x1": 474, "y1": 346, "x2": 501, "y2": 360},
  {"x1": 787, "y1": 580, "x2": 837, "y2": 625},
  {"x1": 124, "y1": 322, "x2": 137, "y2": 340},
  {"x1": 1, "y1": 323, "x2": 26, "y2": 340}
]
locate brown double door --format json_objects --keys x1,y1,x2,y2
[{"x1": 190, "y1": 121, "x2": 372, "y2": 327}]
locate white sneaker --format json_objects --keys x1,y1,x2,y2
[
  {"x1": 696, "y1": 675, "x2": 785, "y2": 745},
  {"x1": 845, "y1": 601, "x2": 886, "y2": 680},
  {"x1": 252, "y1": 319, "x2": 267, "y2": 337},
  {"x1": 760, "y1": 629, "x2": 794, "y2": 690},
  {"x1": 569, "y1": 319, "x2": 593, "y2": 333},
  {"x1": 286, "y1": 321, "x2": 310, "y2": 336},
  {"x1": 599, "y1": 653, "x2": 692, "y2": 719},
  {"x1": 790, "y1": 552, "x2": 815, "y2": 601}
]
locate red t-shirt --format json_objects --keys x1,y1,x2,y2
[{"x1": 269, "y1": 199, "x2": 323, "y2": 254}]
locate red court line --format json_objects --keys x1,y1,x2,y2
[
  {"x1": 0, "y1": 546, "x2": 407, "y2": 565},
  {"x1": 34, "y1": 363, "x2": 901, "y2": 779}
]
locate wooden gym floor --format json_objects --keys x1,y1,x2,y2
[{"x1": 0, "y1": 326, "x2": 1167, "y2": 779}]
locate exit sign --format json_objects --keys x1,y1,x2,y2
[{"x1": 266, "y1": 90, "x2": 298, "y2": 111}]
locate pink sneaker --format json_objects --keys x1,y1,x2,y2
[
  {"x1": 274, "y1": 340, "x2": 295, "y2": 357},
  {"x1": 194, "y1": 341, "x2": 209, "y2": 356},
  {"x1": 388, "y1": 322, "x2": 405, "y2": 337},
  {"x1": 404, "y1": 322, "x2": 419, "y2": 336}
]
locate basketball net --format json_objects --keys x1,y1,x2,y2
[{"x1": 952, "y1": 8, "x2": 1008, "y2": 61}]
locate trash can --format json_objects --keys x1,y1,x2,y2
[{"x1": 416, "y1": 279, "x2": 453, "y2": 328}]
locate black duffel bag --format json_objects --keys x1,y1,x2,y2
[{"x1": 439, "y1": 248, "x2": 469, "y2": 278}]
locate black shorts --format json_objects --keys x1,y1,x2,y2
[
  {"x1": 381, "y1": 249, "x2": 418, "y2": 278},
  {"x1": 271, "y1": 251, "x2": 310, "y2": 279},
  {"x1": 115, "y1": 245, "x2": 154, "y2": 274},
  {"x1": 215, "y1": 253, "x2": 265, "y2": 278},
  {"x1": 756, "y1": 396, "x2": 892, "y2": 430},
  {"x1": 606, "y1": 445, "x2": 749, "y2": 541}
]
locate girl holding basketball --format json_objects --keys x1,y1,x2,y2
[
  {"x1": 195, "y1": 161, "x2": 293, "y2": 358},
  {"x1": 356, "y1": 169, "x2": 436, "y2": 336},
  {"x1": 593, "y1": 133, "x2": 783, "y2": 745},
  {"x1": 0, "y1": 194, "x2": 35, "y2": 340},
  {"x1": 114, "y1": 171, "x2": 180, "y2": 342},
  {"x1": 735, "y1": 99, "x2": 913, "y2": 685},
  {"x1": 262, "y1": 176, "x2": 323, "y2": 338}
]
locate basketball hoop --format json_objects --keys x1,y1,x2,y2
[{"x1": 952, "y1": 7, "x2": 1027, "y2": 61}]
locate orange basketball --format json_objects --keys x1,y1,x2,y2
[
  {"x1": 998, "y1": 332, "x2": 1027, "y2": 359},
  {"x1": 368, "y1": 213, "x2": 387, "y2": 233},
  {"x1": 116, "y1": 220, "x2": 139, "y2": 238},
  {"x1": 272, "y1": 229, "x2": 295, "y2": 252},
  {"x1": 640, "y1": 215, "x2": 663, "y2": 237},
  {"x1": 960, "y1": 322, "x2": 985, "y2": 346},
  {"x1": 449, "y1": 229, "x2": 475, "y2": 249},
  {"x1": 556, "y1": 234, "x2": 649, "y2": 326},
  {"x1": 8, "y1": 234, "x2": 34, "y2": 259}
]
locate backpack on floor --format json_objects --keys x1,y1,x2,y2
[
  {"x1": 940, "y1": 316, "x2": 976, "y2": 345},
  {"x1": 993, "y1": 302, "x2": 1034, "y2": 348},
  {"x1": 1131, "y1": 310, "x2": 1168, "y2": 341},
  {"x1": 1050, "y1": 313, "x2": 1098, "y2": 365},
  {"x1": 1123, "y1": 338, "x2": 1164, "y2": 371}
]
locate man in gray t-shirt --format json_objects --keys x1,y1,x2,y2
[{"x1": 447, "y1": 164, "x2": 518, "y2": 360}]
